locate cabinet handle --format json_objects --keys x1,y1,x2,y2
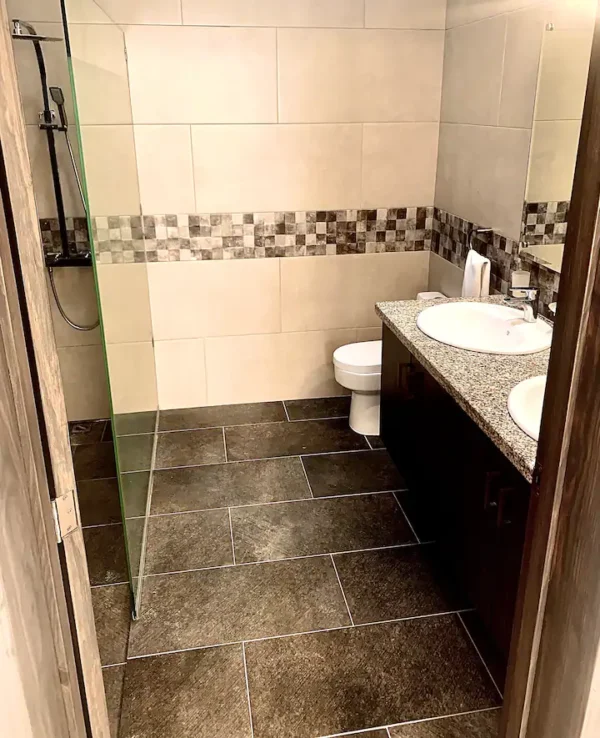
[
  {"x1": 497, "y1": 486, "x2": 515, "y2": 528},
  {"x1": 483, "y1": 471, "x2": 501, "y2": 511}
]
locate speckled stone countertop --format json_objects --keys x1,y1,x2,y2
[{"x1": 376, "y1": 297, "x2": 550, "y2": 482}]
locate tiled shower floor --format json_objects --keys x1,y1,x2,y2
[{"x1": 71, "y1": 398, "x2": 502, "y2": 738}]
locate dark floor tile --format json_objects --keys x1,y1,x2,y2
[
  {"x1": 126, "y1": 517, "x2": 145, "y2": 581},
  {"x1": 329, "y1": 733, "x2": 388, "y2": 738},
  {"x1": 128, "y1": 557, "x2": 350, "y2": 656},
  {"x1": 245, "y1": 616, "x2": 501, "y2": 738},
  {"x1": 367, "y1": 435, "x2": 385, "y2": 449},
  {"x1": 145, "y1": 510, "x2": 233, "y2": 574},
  {"x1": 114, "y1": 410, "x2": 156, "y2": 436},
  {"x1": 102, "y1": 665, "x2": 125, "y2": 738},
  {"x1": 231, "y1": 493, "x2": 415, "y2": 563},
  {"x1": 69, "y1": 420, "x2": 107, "y2": 446},
  {"x1": 73, "y1": 442, "x2": 116, "y2": 481},
  {"x1": 396, "y1": 489, "x2": 437, "y2": 543},
  {"x1": 158, "y1": 401, "x2": 286, "y2": 431},
  {"x1": 91, "y1": 584, "x2": 131, "y2": 666},
  {"x1": 225, "y1": 418, "x2": 368, "y2": 461},
  {"x1": 333, "y1": 545, "x2": 468, "y2": 624},
  {"x1": 84, "y1": 525, "x2": 128, "y2": 585},
  {"x1": 389, "y1": 709, "x2": 501, "y2": 737},
  {"x1": 285, "y1": 396, "x2": 350, "y2": 421},
  {"x1": 117, "y1": 434, "x2": 155, "y2": 473},
  {"x1": 119, "y1": 645, "x2": 251, "y2": 738},
  {"x1": 155, "y1": 428, "x2": 225, "y2": 469},
  {"x1": 121, "y1": 471, "x2": 150, "y2": 518},
  {"x1": 459, "y1": 611, "x2": 506, "y2": 694},
  {"x1": 102, "y1": 419, "x2": 113, "y2": 443},
  {"x1": 302, "y1": 450, "x2": 405, "y2": 498},
  {"x1": 151, "y1": 457, "x2": 310, "y2": 514},
  {"x1": 77, "y1": 478, "x2": 121, "y2": 527}
]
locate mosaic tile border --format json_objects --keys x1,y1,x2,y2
[
  {"x1": 40, "y1": 216, "x2": 91, "y2": 256},
  {"x1": 89, "y1": 208, "x2": 435, "y2": 264},
  {"x1": 522, "y1": 201, "x2": 569, "y2": 246},
  {"x1": 432, "y1": 207, "x2": 559, "y2": 318}
]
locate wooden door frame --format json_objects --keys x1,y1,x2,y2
[
  {"x1": 502, "y1": 7, "x2": 600, "y2": 738},
  {"x1": 0, "y1": 2, "x2": 110, "y2": 737}
]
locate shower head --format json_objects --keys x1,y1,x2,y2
[{"x1": 11, "y1": 19, "x2": 62, "y2": 42}]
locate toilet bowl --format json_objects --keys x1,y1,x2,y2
[{"x1": 333, "y1": 340, "x2": 382, "y2": 436}]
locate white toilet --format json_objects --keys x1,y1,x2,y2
[{"x1": 333, "y1": 340, "x2": 382, "y2": 436}]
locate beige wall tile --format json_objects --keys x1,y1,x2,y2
[
  {"x1": 106, "y1": 342, "x2": 157, "y2": 414},
  {"x1": 205, "y1": 329, "x2": 355, "y2": 406},
  {"x1": 278, "y1": 29, "x2": 444, "y2": 123},
  {"x1": 435, "y1": 123, "x2": 531, "y2": 240},
  {"x1": 428, "y1": 251, "x2": 464, "y2": 297},
  {"x1": 57, "y1": 345, "x2": 110, "y2": 421},
  {"x1": 281, "y1": 252, "x2": 429, "y2": 332},
  {"x1": 25, "y1": 126, "x2": 85, "y2": 219},
  {"x1": 446, "y1": 0, "x2": 540, "y2": 29},
  {"x1": 74, "y1": 0, "x2": 182, "y2": 24},
  {"x1": 147, "y1": 260, "x2": 281, "y2": 341},
  {"x1": 192, "y1": 124, "x2": 362, "y2": 212},
  {"x1": 80, "y1": 125, "x2": 141, "y2": 216},
  {"x1": 366, "y1": 0, "x2": 446, "y2": 29},
  {"x1": 96, "y1": 264, "x2": 153, "y2": 344},
  {"x1": 182, "y1": 0, "x2": 364, "y2": 27},
  {"x1": 64, "y1": 0, "x2": 113, "y2": 23},
  {"x1": 155, "y1": 339, "x2": 207, "y2": 410},
  {"x1": 535, "y1": 26, "x2": 594, "y2": 121},
  {"x1": 499, "y1": 5, "x2": 545, "y2": 128},
  {"x1": 356, "y1": 327, "x2": 382, "y2": 341},
  {"x1": 527, "y1": 119, "x2": 580, "y2": 202},
  {"x1": 8, "y1": 0, "x2": 61, "y2": 21},
  {"x1": 362, "y1": 123, "x2": 438, "y2": 207},
  {"x1": 46, "y1": 268, "x2": 101, "y2": 348},
  {"x1": 441, "y1": 16, "x2": 506, "y2": 125},
  {"x1": 13, "y1": 23, "x2": 73, "y2": 126},
  {"x1": 125, "y1": 26, "x2": 277, "y2": 124},
  {"x1": 69, "y1": 24, "x2": 132, "y2": 125},
  {"x1": 135, "y1": 125, "x2": 195, "y2": 214}
]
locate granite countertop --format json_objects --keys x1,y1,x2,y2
[{"x1": 376, "y1": 297, "x2": 550, "y2": 481}]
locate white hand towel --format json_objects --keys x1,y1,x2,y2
[{"x1": 462, "y1": 249, "x2": 491, "y2": 298}]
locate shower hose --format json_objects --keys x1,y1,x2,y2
[{"x1": 48, "y1": 266, "x2": 100, "y2": 332}]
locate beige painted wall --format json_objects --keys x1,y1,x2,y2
[{"x1": 436, "y1": 0, "x2": 545, "y2": 240}]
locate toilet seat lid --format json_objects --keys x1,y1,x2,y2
[{"x1": 333, "y1": 340, "x2": 382, "y2": 375}]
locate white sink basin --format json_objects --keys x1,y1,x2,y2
[
  {"x1": 508, "y1": 375, "x2": 547, "y2": 441},
  {"x1": 417, "y1": 302, "x2": 552, "y2": 355}
]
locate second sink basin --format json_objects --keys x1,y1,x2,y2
[
  {"x1": 417, "y1": 301, "x2": 552, "y2": 355},
  {"x1": 508, "y1": 375, "x2": 547, "y2": 441}
]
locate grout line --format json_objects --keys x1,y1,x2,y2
[
  {"x1": 392, "y1": 491, "x2": 421, "y2": 544},
  {"x1": 386, "y1": 729, "x2": 392, "y2": 738},
  {"x1": 242, "y1": 643, "x2": 255, "y2": 738},
  {"x1": 90, "y1": 580, "x2": 129, "y2": 589},
  {"x1": 101, "y1": 661, "x2": 127, "y2": 669},
  {"x1": 318, "y1": 707, "x2": 502, "y2": 738},
  {"x1": 222, "y1": 427, "x2": 228, "y2": 462},
  {"x1": 457, "y1": 613, "x2": 503, "y2": 700},
  {"x1": 364, "y1": 435, "x2": 374, "y2": 450},
  {"x1": 298, "y1": 455, "x2": 314, "y2": 498},
  {"x1": 82, "y1": 521, "x2": 123, "y2": 530},
  {"x1": 155, "y1": 415, "x2": 350, "y2": 434},
  {"x1": 127, "y1": 610, "x2": 473, "y2": 661},
  {"x1": 145, "y1": 489, "x2": 408, "y2": 518},
  {"x1": 141, "y1": 541, "x2": 431, "y2": 579},
  {"x1": 330, "y1": 554, "x2": 354, "y2": 626},
  {"x1": 152, "y1": 445, "x2": 374, "y2": 471},
  {"x1": 282, "y1": 400, "x2": 291, "y2": 422},
  {"x1": 228, "y1": 507, "x2": 236, "y2": 565}
]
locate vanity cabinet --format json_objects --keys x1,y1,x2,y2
[{"x1": 381, "y1": 325, "x2": 531, "y2": 673}]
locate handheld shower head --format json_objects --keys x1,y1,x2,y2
[{"x1": 50, "y1": 86, "x2": 68, "y2": 128}]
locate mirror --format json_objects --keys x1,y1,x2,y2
[{"x1": 521, "y1": 0, "x2": 596, "y2": 277}]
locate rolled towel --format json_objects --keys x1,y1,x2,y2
[{"x1": 462, "y1": 249, "x2": 491, "y2": 298}]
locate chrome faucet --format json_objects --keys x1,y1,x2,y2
[{"x1": 506, "y1": 288, "x2": 540, "y2": 323}]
